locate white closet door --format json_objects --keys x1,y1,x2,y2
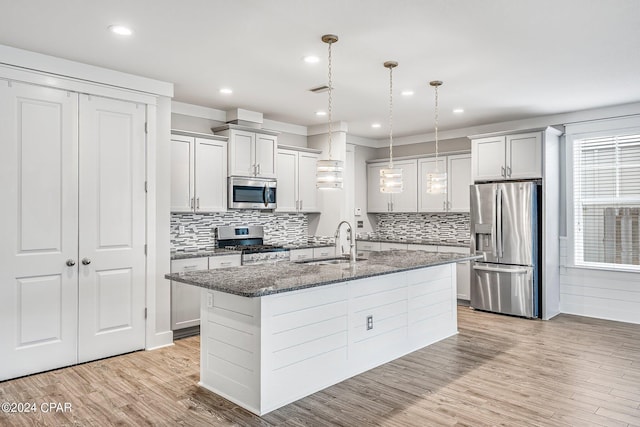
[
  {"x1": 78, "y1": 95, "x2": 146, "y2": 362},
  {"x1": 0, "y1": 82, "x2": 79, "y2": 380}
]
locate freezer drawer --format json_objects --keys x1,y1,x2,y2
[{"x1": 471, "y1": 262, "x2": 537, "y2": 318}]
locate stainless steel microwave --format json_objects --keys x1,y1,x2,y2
[{"x1": 228, "y1": 177, "x2": 277, "y2": 210}]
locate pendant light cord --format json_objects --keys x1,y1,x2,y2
[
  {"x1": 434, "y1": 83, "x2": 440, "y2": 170},
  {"x1": 389, "y1": 66, "x2": 394, "y2": 169},
  {"x1": 327, "y1": 40, "x2": 333, "y2": 160}
]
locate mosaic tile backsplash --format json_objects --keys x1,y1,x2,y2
[
  {"x1": 368, "y1": 212, "x2": 470, "y2": 244},
  {"x1": 171, "y1": 211, "x2": 309, "y2": 251}
]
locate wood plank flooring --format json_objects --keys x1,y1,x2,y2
[{"x1": 2, "y1": 307, "x2": 640, "y2": 426}]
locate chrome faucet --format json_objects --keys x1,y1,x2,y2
[{"x1": 334, "y1": 220, "x2": 356, "y2": 263}]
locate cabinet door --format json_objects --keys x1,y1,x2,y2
[
  {"x1": 456, "y1": 261, "x2": 471, "y2": 300},
  {"x1": 447, "y1": 154, "x2": 472, "y2": 212},
  {"x1": 276, "y1": 149, "x2": 298, "y2": 212},
  {"x1": 298, "y1": 152, "x2": 319, "y2": 212},
  {"x1": 255, "y1": 133, "x2": 278, "y2": 178},
  {"x1": 195, "y1": 138, "x2": 227, "y2": 212},
  {"x1": 228, "y1": 130, "x2": 255, "y2": 176},
  {"x1": 209, "y1": 254, "x2": 241, "y2": 269},
  {"x1": 367, "y1": 163, "x2": 391, "y2": 212},
  {"x1": 472, "y1": 136, "x2": 506, "y2": 181},
  {"x1": 313, "y1": 246, "x2": 336, "y2": 259},
  {"x1": 171, "y1": 258, "x2": 208, "y2": 330},
  {"x1": 507, "y1": 132, "x2": 542, "y2": 179},
  {"x1": 418, "y1": 157, "x2": 447, "y2": 212},
  {"x1": 390, "y1": 160, "x2": 418, "y2": 212},
  {"x1": 0, "y1": 82, "x2": 79, "y2": 380},
  {"x1": 78, "y1": 95, "x2": 146, "y2": 363},
  {"x1": 380, "y1": 242, "x2": 408, "y2": 250},
  {"x1": 170, "y1": 135, "x2": 195, "y2": 212}
]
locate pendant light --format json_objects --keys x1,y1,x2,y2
[
  {"x1": 316, "y1": 34, "x2": 343, "y2": 189},
  {"x1": 425, "y1": 80, "x2": 447, "y2": 194},
  {"x1": 380, "y1": 61, "x2": 403, "y2": 193}
]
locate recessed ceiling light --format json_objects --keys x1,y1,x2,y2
[
  {"x1": 108, "y1": 25, "x2": 133, "y2": 36},
  {"x1": 315, "y1": 111, "x2": 327, "y2": 116},
  {"x1": 304, "y1": 56, "x2": 320, "y2": 64},
  {"x1": 219, "y1": 88, "x2": 233, "y2": 95},
  {"x1": 453, "y1": 108, "x2": 464, "y2": 113},
  {"x1": 401, "y1": 90, "x2": 414, "y2": 96},
  {"x1": 371, "y1": 123, "x2": 382, "y2": 128}
]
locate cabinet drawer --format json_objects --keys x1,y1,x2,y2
[
  {"x1": 380, "y1": 242, "x2": 408, "y2": 251},
  {"x1": 407, "y1": 243, "x2": 438, "y2": 252},
  {"x1": 356, "y1": 241, "x2": 381, "y2": 252},
  {"x1": 171, "y1": 257, "x2": 208, "y2": 272},
  {"x1": 290, "y1": 248, "x2": 314, "y2": 262},
  {"x1": 438, "y1": 246, "x2": 470, "y2": 254},
  {"x1": 313, "y1": 246, "x2": 336, "y2": 259},
  {"x1": 209, "y1": 254, "x2": 241, "y2": 269}
]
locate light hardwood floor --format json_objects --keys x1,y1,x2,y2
[{"x1": 1, "y1": 307, "x2": 640, "y2": 426}]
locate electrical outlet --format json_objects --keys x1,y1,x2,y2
[
  {"x1": 357, "y1": 220, "x2": 364, "y2": 228},
  {"x1": 207, "y1": 293, "x2": 213, "y2": 308},
  {"x1": 366, "y1": 315, "x2": 373, "y2": 330}
]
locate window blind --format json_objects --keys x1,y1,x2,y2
[{"x1": 573, "y1": 133, "x2": 640, "y2": 268}]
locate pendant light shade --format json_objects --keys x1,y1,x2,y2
[
  {"x1": 380, "y1": 61, "x2": 403, "y2": 194},
  {"x1": 317, "y1": 34, "x2": 343, "y2": 189},
  {"x1": 425, "y1": 80, "x2": 447, "y2": 194}
]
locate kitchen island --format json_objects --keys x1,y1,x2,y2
[{"x1": 166, "y1": 250, "x2": 479, "y2": 416}]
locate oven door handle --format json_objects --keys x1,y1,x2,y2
[{"x1": 473, "y1": 264, "x2": 529, "y2": 274}]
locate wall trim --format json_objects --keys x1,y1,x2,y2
[{"x1": 0, "y1": 44, "x2": 173, "y2": 97}]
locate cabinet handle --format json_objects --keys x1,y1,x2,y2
[
  {"x1": 443, "y1": 200, "x2": 447, "y2": 211},
  {"x1": 299, "y1": 200, "x2": 303, "y2": 211},
  {"x1": 82, "y1": 258, "x2": 91, "y2": 265},
  {"x1": 190, "y1": 197, "x2": 194, "y2": 209},
  {"x1": 507, "y1": 166, "x2": 512, "y2": 177},
  {"x1": 196, "y1": 197, "x2": 200, "y2": 209},
  {"x1": 220, "y1": 262, "x2": 233, "y2": 266},
  {"x1": 257, "y1": 163, "x2": 261, "y2": 175},
  {"x1": 501, "y1": 166, "x2": 506, "y2": 177},
  {"x1": 183, "y1": 265, "x2": 199, "y2": 270},
  {"x1": 66, "y1": 259, "x2": 76, "y2": 267}
]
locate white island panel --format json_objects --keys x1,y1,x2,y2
[{"x1": 198, "y1": 262, "x2": 458, "y2": 415}]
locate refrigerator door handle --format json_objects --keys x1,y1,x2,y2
[
  {"x1": 496, "y1": 187, "x2": 503, "y2": 258},
  {"x1": 472, "y1": 264, "x2": 529, "y2": 274}
]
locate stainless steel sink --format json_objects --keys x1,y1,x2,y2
[{"x1": 296, "y1": 257, "x2": 367, "y2": 266}]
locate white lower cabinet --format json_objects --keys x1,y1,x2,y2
[
  {"x1": 289, "y1": 248, "x2": 314, "y2": 262},
  {"x1": 171, "y1": 254, "x2": 241, "y2": 331},
  {"x1": 437, "y1": 246, "x2": 471, "y2": 300},
  {"x1": 380, "y1": 242, "x2": 408, "y2": 251},
  {"x1": 313, "y1": 246, "x2": 336, "y2": 259}
]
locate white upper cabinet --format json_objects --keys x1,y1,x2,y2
[
  {"x1": 447, "y1": 154, "x2": 472, "y2": 212},
  {"x1": 471, "y1": 131, "x2": 542, "y2": 181},
  {"x1": 418, "y1": 154, "x2": 471, "y2": 213},
  {"x1": 276, "y1": 147, "x2": 319, "y2": 213},
  {"x1": 216, "y1": 127, "x2": 278, "y2": 178},
  {"x1": 418, "y1": 157, "x2": 447, "y2": 212},
  {"x1": 367, "y1": 159, "x2": 418, "y2": 213},
  {"x1": 170, "y1": 133, "x2": 228, "y2": 213}
]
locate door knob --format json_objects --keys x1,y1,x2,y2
[
  {"x1": 66, "y1": 259, "x2": 76, "y2": 267},
  {"x1": 82, "y1": 258, "x2": 91, "y2": 265}
]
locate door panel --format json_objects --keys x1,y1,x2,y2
[
  {"x1": 0, "y1": 82, "x2": 79, "y2": 381},
  {"x1": 298, "y1": 152, "x2": 318, "y2": 212},
  {"x1": 195, "y1": 139, "x2": 227, "y2": 212},
  {"x1": 471, "y1": 263, "x2": 536, "y2": 318},
  {"x1": 255, "y1": 134, "x2": 277, "y2": 178},
  {"x1": 230, "y1": 130, "x2": 255, "y2": 176},
  {"x1": 170, "y1": 135, "x2": 194, "y2": 212},
  {"x1": 470, "y1": 183, "x2": 498, "y2": 263},
  {"x1": 418, "y1": 158, "x2": 446, "y2": 212},
  {"x1": 276, "y1": 149, "x2": 297, "y2": 212},
  {"x1": 497, "y1": 182, "x2": 537, "y2": 266},
  {"x1": 78, "y1": 95, "x2": 146, "y2": 362}
]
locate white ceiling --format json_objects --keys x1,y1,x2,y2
[{"x1": 1, "y1": 0, "x2": 639, "y2": 139}]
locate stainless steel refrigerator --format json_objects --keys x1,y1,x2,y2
[{"x1": 470, "y1": 181, "x2": 540, "y2": 318}]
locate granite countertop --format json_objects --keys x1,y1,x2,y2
[
  {"x1": 165, "y1": 250, "x2": 482, "y2": 298},
  {"x1": 356, "y1": 237, "x2": 469, "y2": 248},
  {"x1": 171, "y1": 248, "x2": 241, "y2": 260}
]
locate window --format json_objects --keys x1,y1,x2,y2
[{"x1": 572, "y1": 130, "x2": 640, "y2": 269}]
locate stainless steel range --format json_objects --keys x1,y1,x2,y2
[{"x1": 216, "y1": 225, "x2": 289, "y2": 265}]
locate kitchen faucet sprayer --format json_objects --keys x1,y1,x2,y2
[{"x1": 335, "y1": 220, "x2": 356, "y2": 263}]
